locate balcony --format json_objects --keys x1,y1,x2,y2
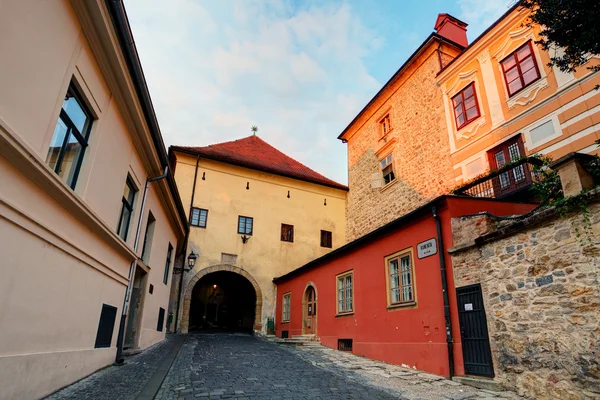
[{"x1": 453, "y1": 157, "x2": 544, "y2": 200}]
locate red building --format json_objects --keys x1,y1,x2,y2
[{"x1": 273, "y1": 196, "x2": 534, "y2": 377}]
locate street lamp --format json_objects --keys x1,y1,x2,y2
[
  {"x1": 174, "y1": 251, "x2": 197, "y2": 274},
  {"x1": 187, "y1": 251, "x2": 197, "y2": 270}
]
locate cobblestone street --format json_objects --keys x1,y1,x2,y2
[{"x1": 46, "y1": 333, "x2": 523, "y2": 400}]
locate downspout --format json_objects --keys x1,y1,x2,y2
[
  {"x1": 174, "y1": 155, "x2": 200, "y2": 332},
  {"x1": 115, "y1": 166, "x2": 169, "y2": 365},
  {"x1": 437, "y1": 41, "x2": 444, "y2": 70},
  {"x1": 432, "y1": 205, "x2": 455, "y2": 378}
]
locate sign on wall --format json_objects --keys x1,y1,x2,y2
[{"x1": 417, "y1": 238, "x2": 437, "y2": 259}]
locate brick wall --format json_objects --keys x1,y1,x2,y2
[
  {"x1": 450, "y1": 197, "x2": 600, "y2": 399},
  {"x1": 345, "y1": 43, "x2": 458, "y2": 241}
]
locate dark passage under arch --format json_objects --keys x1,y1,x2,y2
[{"x1": 189, "y1": 271, "x2": 257, "y2": 332}]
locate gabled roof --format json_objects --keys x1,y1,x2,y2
[{"x1": 171, "y1": 135, "x2": 348, "y2": 191}]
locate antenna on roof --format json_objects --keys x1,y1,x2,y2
[{"x1": 251, "y1": 125, "x2": 258, "y2": 136}]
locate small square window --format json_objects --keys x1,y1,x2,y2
[
  {"x1": 238, "y1": 216, "x2": 253, "y2": 235},
  {"x1": 190, "y1": 208, "x2": 208, "y2": 228},
  {"x1": 320, "y1": 230, "x2": 332, "y2": 248},
  {"x1": 281, "y1": 224, "x2": 294, "y2": 242},
  {"x1": 380, "y1": 154, "x2": 395, "y2": 185}
]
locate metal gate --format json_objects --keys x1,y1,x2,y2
[{"x1": 456, "y1": 284, "x2": 494, "y2": 377}]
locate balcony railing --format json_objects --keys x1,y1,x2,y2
[{"x1": 453, "y1": 157, "x2": 544, "y2": 199}]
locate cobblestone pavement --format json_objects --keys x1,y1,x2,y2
[
  {"x1": 45, "y1": 334, "x2": 184, "y2": 400},
  {"x1": 156, "y1": 333, "x2": 403, "y2": 400},
  {"x1": 285, "y1": 344, "x2": 523, "y2": 400}
]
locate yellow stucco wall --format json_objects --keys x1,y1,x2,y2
[{"x1": 172, "y1": 151, "x2": 346, "y2": 333}]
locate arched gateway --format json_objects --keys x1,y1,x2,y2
[{"x1": 180, "y1": 265, "x2": 263, "y2": 333}]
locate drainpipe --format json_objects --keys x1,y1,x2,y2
[
  {"x1": 115, "y1": 166, "x2": 169, "y2": 365},
  {"x1": 432, "y1": 205, "x2": 455, "y2": 378},
  {"x1": 174, "y1": 155, "x2": 200, "y2": 332}
]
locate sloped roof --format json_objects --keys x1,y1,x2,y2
[{"x1": 171, "y1": 135, "x2": 348, "y2": 191}]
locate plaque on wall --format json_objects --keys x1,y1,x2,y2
[{"x1": 417, "y1": 238, "x2": 437, "y2": 259}]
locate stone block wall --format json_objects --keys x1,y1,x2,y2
[
  {"x1": 345, "y1": 44, "x2": 458, "y2": 241},
  {"x1": 450, "y1": 200, "x2": 600, "y2": 399}
]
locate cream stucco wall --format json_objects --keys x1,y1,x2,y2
[
  {"x1": 172, "y1": 152, "x2": 346, "y2": 333},
  {"x1": 0, "y1": 1, "x2": 185, "y2": 399}
]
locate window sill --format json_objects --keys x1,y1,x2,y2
[
  {"x1": 335, "y1": 311, "x2": 354, "y2": 317},
  {"x1": 379, "y1": 129, "x2": 394, "y2": 142},
  {"x1": 387, "y1": 301, "x2": 417, "y2": 311},
  {"x1": 379, "y1": 178, "x2": 398, "y2": 193},
  {"x1": 281, "y1": 320, "x2": 290, "y2": 324}
]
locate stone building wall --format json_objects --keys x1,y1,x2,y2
[
  {"x1": 449, "y1": 200, "x2": 600, "y2": 399},
  {"x1": 344, "y1": 43, "x2": 459, "y2": 241}
]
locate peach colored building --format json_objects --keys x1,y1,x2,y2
[
  {"x1": 0, "y1": 1, "x2": 187, "y2": 399},
  {"x1": 169, "y1": 136, "x2": 347, "y2": 335},
  {"x1": 340, "y1": 15, "x2": 466, "y2": 241},
  {"x1": 437, "y1": 5, "x2": 600, "y2": 194}
]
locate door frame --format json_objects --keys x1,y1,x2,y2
[
  {"x1": 302, "y1": 282, "x2": 318, "y2": 335},
  {"x1": 456, "y1": 283, "x2": 495, "y2": 377}
]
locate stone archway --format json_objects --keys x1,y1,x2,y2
[{"x1": 180, "y1": 264, "x2": 263, "y2": 333}]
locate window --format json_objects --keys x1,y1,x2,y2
[
  {"x1": 282, "y1": 293, "x2": 291, "y2": 322},
  {"x1": 488, "y1": 136, "x2": 531, "y2": 195},
  {"x1": 281, "y1": 224, "x2": 294, "y2": 242},
  {"x1": 501, "y1": 41, "x2": 541, "y2": 97},
  {"x1": 380, "y1": 114, "x2": 391, "y2": 136},
  {"x1": 380, "y1": 154, "x2": 395, "y2": 185},
  {"x1": 238, "y1": 216, "x2": 253, "y2": 235},
  {"x1": 452, "y1": 83, "x2": 480, "y2": 129},
  {"x1": 141, "y1": 212, "x2": 156, "y2": 264},
  {"x1": 336, "y1": 271, "x2": 353, "y2": 314},
  {"x1": 320, "y1": 230, "x2": 332, "y2": 248},
  {"x1": 94, "y1": 304, "x2": 117, "y2": 348},
  {"x1": 163, "y1": 243, "x2": 173, "y2": 285},
  {"x1": 45, "y1": 83, "x2": 93, "y2": 189},
  {"x1": 190, "y1": 207, "x2": 208, "y2": 228},
  {"x1": 385, "y1": 249, "x2": 416, "y2": 307},
  {"x1": 117, "y1": 177, "x2": 137, "y2": 241}
]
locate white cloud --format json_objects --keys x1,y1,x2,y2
[
  {"x1": 125, "y1": 0, "x2": 382, "y2": 184},
  {"x1": 458, "y1": 0, "x2": 515, "y2": 40}
]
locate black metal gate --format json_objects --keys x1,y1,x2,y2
[{"x1": 456, "y1": 284, "x2": 494, "y2": 377}]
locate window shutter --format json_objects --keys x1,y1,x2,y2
[{"x1": 371, "y1": 172, "x2": 382, "y2": 189}]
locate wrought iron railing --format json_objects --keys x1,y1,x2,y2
[{"x1": 453, "y1": 157, "x2": 544, "y2": 199}]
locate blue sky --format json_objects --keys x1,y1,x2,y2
[{"x1": 125, "y1": 0, "x2": 512, "y2": 184}]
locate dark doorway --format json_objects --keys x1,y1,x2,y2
[
  {"x1": 189, "y1": 271, "x2": 257, "y2": 332},
  {"x1": 124, "y1": 267, "x2": 147, "y2": 349},
  {"x1": 457, "y1": 284, "x2": 495, "y2": 377}
]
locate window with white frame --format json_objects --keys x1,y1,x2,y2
[
  {"x1": 386, "y1": 249, "x2": 415, "y2": 307},
  {"x1": 336, "y1": 271, "x2": 353, "y2": 314},
  {"x1": 380, "y1": 154, "x2": 395, "y2": 185},
  {"x1": 282, "y1": 293, "x2": 291, "y2": 322}
]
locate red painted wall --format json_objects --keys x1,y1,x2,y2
[{"x1": 274, "y1": 197, "x2": 535, "y2": 377}]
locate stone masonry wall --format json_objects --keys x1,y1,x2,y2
[
  {"x1": 345, "y1": 44, "x2": 458, "y2": 241},
  {"x1": 450, "y1": 202, "x2": 600, "y2": 399}
]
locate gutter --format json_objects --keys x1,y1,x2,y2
[
  {"x1": 115, "y1": 167, "x2": 169, "y2": 365},
  {"x1": 432, "y1": 205, "x2": 455, "y2": 378},
  {"x1": 105, "y1": 0, "x2": 189, "y2": 233},
  {"x1": 173, "y1": 155, "x2": 200, "y2": 332}
]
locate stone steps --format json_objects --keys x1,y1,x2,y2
[{"x1": 263, "y1": 334, "x2": 321, "y2": 346}]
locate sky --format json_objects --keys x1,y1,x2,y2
[{"x1": 125, "y1": 0, "x2": 513, "y2": 185}]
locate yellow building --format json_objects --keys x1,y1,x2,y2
[{"x1": 169, "y1": 135, "x2": 347, "y2": 333}]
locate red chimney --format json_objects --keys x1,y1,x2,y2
[{"x1": 434, "y1": 14, "x2": 468, "y2": 48}]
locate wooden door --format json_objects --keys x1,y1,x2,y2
[
  {"x1": 488, "y1": 136, "x2": 531, "y2": 197},
  {"x1": 305, "y1": 286, "x2": 316, "y2": 334}
]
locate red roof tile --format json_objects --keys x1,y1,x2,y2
[{"x1": 171, "y1": 136, "x2": 348, "y2": 190}]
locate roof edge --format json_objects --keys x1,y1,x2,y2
[
  {"x1": 273, "y1": 195, "x2": 450, "y2": 284},
  {"x1": 170, "y1": 145, "x2": 349, "y2": 191},
  {"x1": 337, "y1": 33, "x2": 465, "y2": 141}
]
